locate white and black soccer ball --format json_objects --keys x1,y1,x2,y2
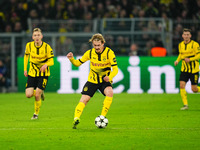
[{"x1": 95, "y1": 115, "x2": 108, "y2": 128}]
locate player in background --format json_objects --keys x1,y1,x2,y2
[
  {"x1": 24, "y1": 28, "x2": 54, "y2": 119},
  {"x1": 67, "y1": 33, "x2": 118, "y2": 129},
  {"x1": 174, "y1": 28, "x2": 200, "y2": 110}
]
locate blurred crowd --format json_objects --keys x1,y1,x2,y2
[
  {"x1": 0, "y1": 0, "x2": 200, "y2": 54},
  {"x1": 0, "y1": 0, "x2": 200, "y2": 32}
]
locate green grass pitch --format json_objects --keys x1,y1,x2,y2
[{"x1": 0, "y1": 93, "x2": 200, "y2": 150}]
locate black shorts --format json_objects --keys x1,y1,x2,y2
[
  {"x1": 179, "y1": 71, "x2": 199, "y2": 85},
  {"x1": 26, "y1": 75, "x2": 48, "y2": 90},
  {"x1": 81, "y1": 81, "x2": 112, "y2": 97}
]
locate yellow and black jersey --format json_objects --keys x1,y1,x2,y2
[
  {"x1": 176, "y1": 40, "x2": 200, "y2": 73},
  {"x1": 70, "y1": 47, "x2": 118, "y2": 84},
  {"x1": 24, "y1": 41, "x2": 54, "y2": 77}
]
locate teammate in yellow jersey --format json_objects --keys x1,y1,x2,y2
[
  {"x1": 174, "y1": 28, "x2": 200, "y2": 110},
  {"x1": 24, "y1": 28, "x2": 54, "y2": 119},
  {"x1": 67, "y1": 33, "x2": 118, "y2": 129}
]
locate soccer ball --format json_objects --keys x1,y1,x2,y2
[{"x1": 95, "y1": 115, "x2": 108, "y2": 128}]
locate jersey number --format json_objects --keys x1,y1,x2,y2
[{"x1": 42, "y1": 79, "x2": 47, "y2": 88}]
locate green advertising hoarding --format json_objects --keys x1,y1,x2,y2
[{"x1": 17, "y1": 56, "x2": 182, "y2": 93}]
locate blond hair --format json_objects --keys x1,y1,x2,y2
[
  {"x1": 183, "y1": 28, "x2": 191, "y2": 34},
  {"x1": 89, "y1": 33, "x2": 106, "y2": 43},
  {"x1": 33, "y1": 28, "x2": 42, "y2": 33}
]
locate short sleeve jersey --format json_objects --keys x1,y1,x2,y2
[
  {"x1": 78, "y1": 47, "x2": 117, "y2": 84},
  {"x1": 25, "y1": 41, "x2": 54, "y2": 77},
  {"x1": 178, "y1": 40, "x2": 200, "y2": 73}
]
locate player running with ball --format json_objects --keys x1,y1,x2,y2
[{"x1": 67, "y1": 33, "x2": 118, "y2": 129}]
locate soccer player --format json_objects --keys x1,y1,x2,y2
[
  {"x1": 174, "y1": 28, "x2": 200, "y2": 110},
  {"x1": 24, "y1": 28, "x2": 54, "y2": 119},
  {"x1": 67, "y1": 33, "x2": 118, "y2": 129}
]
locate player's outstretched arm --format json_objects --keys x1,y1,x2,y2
[
  {"x1": 67, "y1": 52, "x2": 73, "y2": 59},
  {"x1": 66, "y1": 52, "x2": 82, "y2": 67}
]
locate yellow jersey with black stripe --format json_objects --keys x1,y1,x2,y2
[
  {"x1": 70, "y1": 47, "x2": 118, "y2": 84},
  {"x1": 24, "y1": 41, "x2": 54, "y2": 77},
  {"x1": 176, "y1": 40, "x2": 200, "y2": 73}
]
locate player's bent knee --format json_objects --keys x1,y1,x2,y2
[
  {"x1": 104, "y1": 87, "x2": 113, "y2": 97},
  {"x1": 192, "y1": 88, "x2": 198, "y2": 93},
  {"x1": 106, "y1": 90, "x2": 113, "y2": 97},
  {"x1": 108, "y1": 93, "x2": 113, "y2": 97},
  {"x1": 26, "y1": 93, "x2": 33, "y2": 98},
  {"x1": 180, "y1": 85, "x2": 185, "y2": 89}
]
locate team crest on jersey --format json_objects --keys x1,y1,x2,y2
[
  {"x1": 103, "y1": 56, "x2": 106, "y2": 62},
  {"x1": 84, "y1": 86, "x2": 88, "y2": 91}
]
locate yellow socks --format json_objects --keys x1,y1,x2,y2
[
  {"x1": 34, "y1": 100, "x2": 41, "y2": 115},
  {"x1": 74, "y1": 102, "x2": 85, "y2": 119},
  {"x1": 73, "y1": 97, "x2": 113, "y2": 120},
  {"x1": 197, "y1": 86, "x2": 200, "y2": 92},
  {"x1": 180, "y1": 89, "x2": 188, "y2": 106},
  {"x1": 101, "y1": 96, "x2": 113, "y2": 117},
  {"x1": 33, "y1": 90, "x2": 36, "y2": 96}
]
